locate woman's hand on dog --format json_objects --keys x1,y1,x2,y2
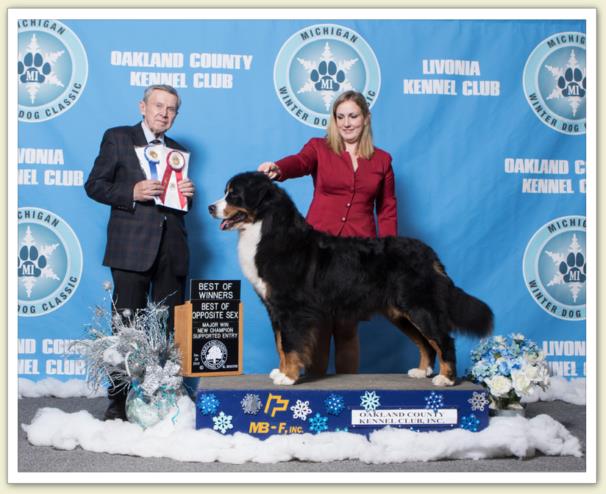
[{"x1": 258, "y1": 162, "x2": 281, "y2": 180}]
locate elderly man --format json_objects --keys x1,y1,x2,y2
[{"x1": 85, "y1": 84, "x2": 195, "y2": 420}]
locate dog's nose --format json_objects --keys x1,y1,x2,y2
[{"x1": 208, "y1": 204, "x2": 216, "y2": 215}]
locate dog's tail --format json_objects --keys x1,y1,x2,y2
[{"x1": 448, "y1": 285, "x2": 493, "y2": 337}]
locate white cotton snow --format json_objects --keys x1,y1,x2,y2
[
  {"x1": 521, "y1": 376, "x2": 586, "y2": 405},
  {"x1": 21, "y1": 395, "x2": 582, "y2": 464}
]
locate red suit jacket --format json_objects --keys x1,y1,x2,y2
[{"x1": 275, "y1": 138, "x2": 398, "y2": 238}]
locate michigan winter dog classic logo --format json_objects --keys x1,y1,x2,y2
[
  {"x1": 18, "y1": 208, "x2": 83, "y2": 317},
  {"x1": 523, "y1": 32, "x2": 586, "y2": 135},
  {"x1": 17, "y1": 19, "x2": 88, "y2": 123},
  {"x1": 523, "y1": 216, "x2": 586, "y2": 321},
  {"x1": 274, "y1": 24, "x2": 381, "y2": 128}
]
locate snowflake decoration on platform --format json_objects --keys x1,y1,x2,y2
[
  {"x1": 468, "y1": 392, "x2": 490, "y2": 412},
  {"x1": 324, "y1": 393, "x2": 345, "y2": 416},
  {"x1": 197, "y1": 393, "x2": 220, "y2": 416},
  {"x1": 290, "y1": 399, "x2": 312, "y2": 421},
  {"x1": 334, "y1": 426, "x2": 349, "y2": 432},
  {"x1": 360, "y1": 391, "x2": 381, "y2": 411},
  {"x1": 308, "y1": 413, "x2": 329, "y2": 434},
  {"x1": 240, "y1": 393, "x2": 262, "y2": 415},
  {"x1": 460, "y1": 414, "x2": 480, "y2": 432},
  {"x1": 212, "y1": 411, "x2": 234, "y2": 434},
  {"x1": 424, "y1": 391, "x2": 445, "y2": 413}
]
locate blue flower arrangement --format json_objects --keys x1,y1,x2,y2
[{"x1": 468, "y1": 333, "x2": 550, "y2": 411}]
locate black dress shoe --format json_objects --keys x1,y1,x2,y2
[{"x1": 103, "y1": 399, "x2": 127, "y2": 421}]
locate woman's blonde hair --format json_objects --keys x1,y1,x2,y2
[{"x1": 326, "y1": 90, "x2": 374, "y2": 159}]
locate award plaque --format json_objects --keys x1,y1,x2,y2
[{"x1": 174, "y1": 280, "x2": 242, "y2": 377}]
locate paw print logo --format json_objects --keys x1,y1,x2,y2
[
  {"x1": 18, "y1": 52, "x2": 52, "y2": 84},
  {"x1": 559, "y1": 252, "x2": 586, "y2": 284},
  {"x1": 18, "y1": 245, "x2": 47, "y2": 278},
  {"x1": 543, "y1": 231, "x2": 586, "y2": 305},
  {"x1": 310, "y1": 61, "x2": 345, "y2": 92},
  {"x1": 557, "y1": 67, "x2": 586, "y2": 98},
  {"x1": 17, "y1": 224, "x2": 61, "y2": 299}
]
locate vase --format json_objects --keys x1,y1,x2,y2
[{"x1": 125, "y1": 383, "x2": 184, "y2": 428}]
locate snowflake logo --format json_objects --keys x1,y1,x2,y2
[
  {"x1": 197, "y1": 393, "x2": 220, "y2": 416},
  {"x1": 360, "y1": 391, "x2": 381, "y2": 411},
  {"x1": 544, "y1": 233, "x2": 586, "y2": 302},
  {"x1": 240, "y1": 393, "x2": 262, "y2": 415},
  {"x1": 324, "y1": 393, "x2": 345, "y2": 416},
  {"x1": 18, "y1": 226, "x2": 60, "y2": 298},
  {"x1": 460, "y1": 414, "x2": 480, "y2": 432},
  {"x1": 17, "y1": 34, "x2": 65, "y2": 104},
  {"x1": 296, "y1": 42, "x2": 358, "y2": 111},
  {"x1": 424, "y1": 391, "x2": 445, "y2": 413},
  {"x1": 308, "y1": 413, "x2": 329, "y2": 434},
  {"x1": 212, "y1": 411, "x2": 234, "y2": 434},
  {"x1": 290, "y1": 399, "x2": 312, "y2": 421},
  {"x1": 468, "y1": 392, "x2": 490, "y2": 412},
  {"x1": 544, "y1": 49, "x2": 586, "y2": 117}
]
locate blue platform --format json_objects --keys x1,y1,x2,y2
[{"x1": 195, "y1": 374, "x2": 490, "y2": 437}]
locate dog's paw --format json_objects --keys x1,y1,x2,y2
[
  {"x1": 270, "y1": 369, "x2": 288, "y2": 385},
  {"x1": 432, "y1": 374, "x2": 455, "y2": 387},
  {"x1": 273, "y1": 374, "x2": 296, "y2": 385},
  {"x1": 407, "y1": 366, "x2": 433, "y2": 379}
]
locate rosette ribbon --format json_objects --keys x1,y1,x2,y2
[
  {"x1": 143, "y1": 145, "x2": 162, "y2": 180},
  {"x1": 160, "y1": 150, "x2": 187, "y2": 208}
]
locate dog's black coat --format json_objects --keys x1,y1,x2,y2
[{"x1": 213, "y1": 172, "x2": 493, "y2": 383}]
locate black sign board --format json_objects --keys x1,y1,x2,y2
[
  {"x1": 189, "y1": 300, "x2": 241, "y2": 374},
  {"x1": 190, "y1": 279, "x2": 241, "y2": 301}
]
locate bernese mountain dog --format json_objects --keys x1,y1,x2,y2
[{"x1": 209, "y1": 172, "x2": 493, "y2": 386}]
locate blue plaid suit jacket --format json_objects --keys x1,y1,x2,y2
[{"x1": 85, "y1": 123, "x2": 189, "y2": 275}]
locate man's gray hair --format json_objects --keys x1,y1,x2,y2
[{"x1": 143, "y1": 85, "x2": 181, "y2": 110}]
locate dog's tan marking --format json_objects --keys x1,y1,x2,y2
[
  {"x1": 427, "y1": 338, "x2": 455, "y2": 381},
  {"x1": 283, "y1": 352, "x2": 305, "y2": 382},
  {"x1": 385, "y1": 307, "x2": 436, "y2": 372},
  {"x1": 275, "y1": 331, "x2": 286, "y2": 373},
  {"x1": 433, "y1": 261, "x2": 447, "y2": 277},
  {"x1": 223, "y1": 204, "x2": 255, "y2": 224}
]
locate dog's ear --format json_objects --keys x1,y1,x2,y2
[{"x1": 249, "y1": 173, "x2": 276, "y2": 210}]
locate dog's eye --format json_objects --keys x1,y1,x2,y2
[{"x1": 226, "y1": 191, "x2": 241, "y2": 204}]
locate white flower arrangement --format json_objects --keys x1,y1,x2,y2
[{"x1": 468, "y1": 333, "x2": 550, "y2": 410}]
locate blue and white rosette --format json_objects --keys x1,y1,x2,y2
[{"x1": 143, "y1": 144, "x2": 162, "y2": 180}]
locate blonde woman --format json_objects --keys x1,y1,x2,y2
[{"x1": 258, "y1": 90, "x2": 398, "y2": 375}]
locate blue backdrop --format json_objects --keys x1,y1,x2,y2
[{"x1": 16, "y1": 17, "x2": 587, "y2": 382}]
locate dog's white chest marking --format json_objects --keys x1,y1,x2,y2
[{"x1": 238, "y1": 221, "x2": 268, "y2": 299}]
